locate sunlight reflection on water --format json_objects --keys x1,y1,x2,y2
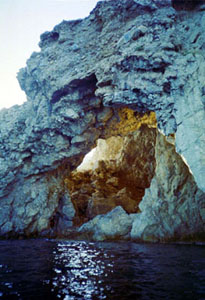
[
  {"x1": 0, "y1": 239, "x2": 204, "y2": 299},
  {"x1": 51, "y1": 241, "x2": 114, "y2": 299}
]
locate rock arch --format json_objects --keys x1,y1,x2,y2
[{"x1": 0, "y1": 0, "x2": 204, "y2": 240}]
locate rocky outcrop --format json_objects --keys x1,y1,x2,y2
[
  {"x1": 78, "y1": 206, "x2": 133, "y2": 241},
  {"x1": 0, "y1": 0, "x2": 204, "y2": 240}
]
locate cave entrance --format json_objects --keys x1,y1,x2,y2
[{"x1": 65, "y1": 109, "x2": 157, "y2": 226}]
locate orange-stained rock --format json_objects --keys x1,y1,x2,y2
[{"x1": 104, "y1": 109, "x2": 157, "y2": 137}]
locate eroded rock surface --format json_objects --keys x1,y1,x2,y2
[
  {"x1": 131, "y1": 131, "x2": 205, "y2": 242},
  {"x1": 0, "y1": 0, "x2": 204, "y2": 240}
]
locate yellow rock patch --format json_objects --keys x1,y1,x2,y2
[{"x1": 106, "y1": 108, "x2": 157, "y2": 136}]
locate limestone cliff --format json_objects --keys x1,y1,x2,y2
[{"x1": 0, "y1": 0, "x2": 204, "y2": 241}]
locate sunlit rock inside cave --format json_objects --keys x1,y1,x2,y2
[{"x1": 64, "y1": 109, "x2": 157, "y2": 227}]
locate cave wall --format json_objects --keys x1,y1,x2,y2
[{"x1": 0, "y1": 0, "x2": 204, "y2": 240}]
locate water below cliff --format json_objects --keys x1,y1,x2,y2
[{"x1": 0, "y1": 239, "x2": 204, "y2": 299}]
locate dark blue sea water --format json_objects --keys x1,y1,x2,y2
[{"x1": 0, "y1": 239, "x2": 204, "y2": 300}]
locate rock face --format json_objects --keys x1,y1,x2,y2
[
  {"x1": 0, "y1": 0, "x2": 204, "y2": 240},
  {"x1": 131, "y1": 131, "x2": 205, "y2": 242}
]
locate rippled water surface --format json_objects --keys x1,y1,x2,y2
[{"x1": 0, "y1": 239, "x2": 204, "y2": 299}]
